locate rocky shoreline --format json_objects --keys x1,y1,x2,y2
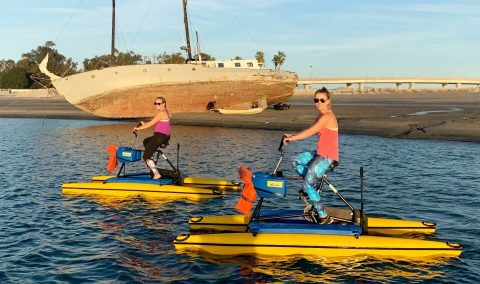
[{"x1": 1, "y1": 93, "x2": 479, "y2": 142}]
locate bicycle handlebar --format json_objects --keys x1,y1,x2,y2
[
  {"x1": 133, "y1": 122, "x2": 142, "y2": 136},
  {"x1": 278, "y1": 135, "x2": 288, "y2": 152}
]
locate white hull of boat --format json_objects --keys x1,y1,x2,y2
[
  {"x1": 218, "y1": 108, "x2": 266, "y2": 115},
  {"x1": 39, "y1": 55, "x2": 297, "y2": 118}
]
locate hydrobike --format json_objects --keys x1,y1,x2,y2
[
  {"x1": 174, "y1": 136, "x2": 462, "y2": 258},
  {"x1": 62, "y1": 126, "x2": 240, "y2": 201}
]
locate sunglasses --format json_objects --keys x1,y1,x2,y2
[
  {"x1": 154, "y1": 102, "x2": 164, "y2": 105},
  {"x1": 313, "y1": 98, "x2": 327, "y2": 103}
]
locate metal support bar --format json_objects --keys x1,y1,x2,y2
[{"x1": 323, "y1": 178, "x2": 355, "y2": 212}]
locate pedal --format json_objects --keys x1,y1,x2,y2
[
  {"x1": 157, "y1": 168, "x2": 178, "y2": 178},
  {"x1": 303, "y1": 205, "x2": 319, "y2": 224},
  {"x1": 330, "y1": 217, "x2": 345, "y2": 225}
]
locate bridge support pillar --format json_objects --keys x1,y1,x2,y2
[
  {"x1": 303, "y1": 84, "x2": 310, "y2": 94},
  {"x1": 409, "y1": 82, "x2": 415, "y2": 90},
  {"x1": 396, "y1": 83, "x2": 402, "y2": 90},
  {"x1": 456, "y1": 83, "x2": 462, "y2": 89},
  {"x1": 358, "y1": 83, "x2": 364, "y2": 93},
  {"x1": 442, "y1": 83, "x2": 448, "y2": 89},
  {"x1": 346, "y1": 83, "x2": 352, "y2": 90}
]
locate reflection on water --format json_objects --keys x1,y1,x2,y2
[
  {"x1": 61, "y1": 194, "x2": 172, "y2": 209},
  {"x1": 188, "y1": 253, "x2": 448, "y2": 283},
  {"x1": 0, "y1": 118, "x2": 479, "y2": 283}
]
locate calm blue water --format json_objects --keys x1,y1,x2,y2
[{"x1": 0, "y1": 118, "x2": 479, "y2": 283}]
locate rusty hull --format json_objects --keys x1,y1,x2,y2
[{"x1": 76, "y1": 79, "x2": 296, "y2": 118}]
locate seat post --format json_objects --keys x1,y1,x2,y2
[
  {"x1": 322, "y1": 176, "x2": 355, "y2": 212},
  {"x1": 156, "y1": 144, "x2": 180, "y2": 173}
]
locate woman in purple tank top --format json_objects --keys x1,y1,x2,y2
[{"x1": 133, "y1": 97, "x2": 171, "y2": 179}]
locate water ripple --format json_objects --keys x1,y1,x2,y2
[{"x1": 0, "y1": 118, "x2": 478, "y2": 283}]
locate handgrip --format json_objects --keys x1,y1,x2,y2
[
  {"x1": 133, "y1": 122, "x2": 142, "y2": 136},
  {"x1": 278, "y1": 135, "x2": 287, "y2": 152}
]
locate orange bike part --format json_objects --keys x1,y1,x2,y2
[
  {"x1": 235, "y1": 166, "x2": 257, "y2": 216},
  {"x1": 106, "y1": 144, "x2": 119, "y2": 172}
]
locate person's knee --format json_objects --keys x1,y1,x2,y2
[
  {"x1": 143, "y1": 151, "x2": 153, "y2": 161},
  {"x1": 295, "y1": 164, "x2": 308, "y2": 176},
  {"x1": 294, "y1": 151, "x2": 315, "y2": 166}
]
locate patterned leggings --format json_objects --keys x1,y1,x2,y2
[{"x1": 293, "y1": 151, "x2": 333, "y2": 218}]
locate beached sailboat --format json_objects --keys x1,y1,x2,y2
[{"x1": 39, "y1": 1, "x2": 297, "y2": 118}]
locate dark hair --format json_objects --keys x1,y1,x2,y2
[
  {"x1": 314, "y1": 87, "x2": 330, "y2": 99},
  {"x1": 314, "y1": 87, "x2": 332, "y2": 109}
]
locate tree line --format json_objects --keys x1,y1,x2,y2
[{"x1": 0, "y1": 41, "x2": 287, "y2": 89}]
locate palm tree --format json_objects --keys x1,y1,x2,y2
[
  {"x1": 272, "y1": 51, "x2": 286, "y2": 70},
  {"x1": 255, "y1": 51, "x2": 265, "y2": 68}
]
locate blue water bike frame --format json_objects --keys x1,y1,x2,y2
[
  {"x1": 246, "y1": 135, "x2": 367, "y2": 233},
  {"x1": 115, "y1": 125, "x2": 184, "y2": 184}
]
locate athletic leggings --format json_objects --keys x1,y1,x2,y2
[
  {"x1": 143, "y1": 132, "x2": 170, "y2": 161},
  {"x1": 293, "y1": 151, "x2": 333, "y2": 218}
]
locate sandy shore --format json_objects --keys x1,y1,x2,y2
[{"x1": 1, "y1": 93, "x2": 479, "y2": 142}]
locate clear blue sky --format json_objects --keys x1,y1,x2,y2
[{"x1": 1, "y1": 0, "x2": 479, "y2": 78}]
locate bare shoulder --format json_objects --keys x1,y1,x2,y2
[
  {"x1": 319, "y1": 111, "x2": 336, "y2": 121},
  {"x1": 323, "y1": 111, "x2": 338, "y2": 128},
  {"x1": 153, "y1": 111, "x2": 169, "y2": 121}
]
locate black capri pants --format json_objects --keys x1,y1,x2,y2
[{"x1": 143, "y1": 132, "x2": 170, "y2": 161}]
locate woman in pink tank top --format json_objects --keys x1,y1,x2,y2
[
  {"x1": 133, "y1": 96, "x2": 171, "y2": 179},
  {"x1": 284, "y1": 87, "x2": 338, "y2": 224}
]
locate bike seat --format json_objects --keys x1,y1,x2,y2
[{"x1": 327, "y1": 161, "x2": 339, "y2": 172}]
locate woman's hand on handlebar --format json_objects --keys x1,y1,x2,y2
[
  {"x1": 283, "y1": 134, "x2": 294, "y2": 145},
  {"x1": 133, "y1": 121, "x2": 144, "y2": 131}
]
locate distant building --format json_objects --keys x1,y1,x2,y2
[{"x1": 198, "y1": 59, "x2": 262, "y2": 69}]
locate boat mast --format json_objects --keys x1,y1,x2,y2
[
  {"x1": 196, "y1": 31, "x2": 202, "y2": 62},
  {"x1": 182, "y1": 0, "x2": 193, "y2": 61},
  {"x1": 111, "y1": 0, "x2": 116, "y2": 65}
]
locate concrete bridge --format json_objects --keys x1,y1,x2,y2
[{"x1": 297, "y1": 77, "x2": 480, "y2": 91}]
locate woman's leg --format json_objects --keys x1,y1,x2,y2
[
  {"x1": 143, "y1": 134, "x2": 170, "y2": 179},
  {"x1": 303, "y1": 156, "x2": 333, "y2": 218},
  {"x1": 143, "y1": 136, "x2": 155, "y2": 161}
]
